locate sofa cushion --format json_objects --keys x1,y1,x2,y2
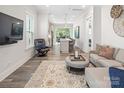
[
  {"x1": 90, "y1": 54, "x2": 106, "y2": 62},
  {"x1": 90, "y1": 54, "x2": 106, "y2": 66},
  {"x1": 85, "y1": 67, "x2": 124, "y2": 88},
  {"x1": 96, "y1": 44, "x2": 102, "y2": 54},
  {"x1": 115, "y1": 49, "x2": 124, "y2": 64},
  {"x1": 96, "y1": 44, "x2": 109, "y2": 54},
  {"x1": 90, "y1": 54, "x2": 106, "y2": 60},
  {"x1": 85, "y1": 68, "x2": 111, "y2": 88},
  {"x1": 99, "y1": 47, "x2": 115, "y2": 59},
  {"x1": 98, "y1": 59, "x2": 123, "y2": 67}
]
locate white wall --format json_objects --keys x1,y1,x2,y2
[
  {"x1": 37, "y1": 13, "x2": 49, "y2": 45},
  {"x1": 0, "y1": 5, "x2": 38, "y2": 81},
  {"x1": 92, "y1": 5, "x2": 124, "y2": 49},
  {"x1": 93, "y1": 6, "x2": 102, "y2": 48},
  {"x1": 75, "y1": 5, "x2": 124, "y2": 51},
  {"x1": 101, "y1": 5, "x2": 124, "y2": 49},
  {"x1": 73, "y1": 14, "x2": 85, "y2": 51}
]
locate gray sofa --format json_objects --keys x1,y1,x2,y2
[
  {"x1": 85, "y1": 67, "x2": 124, "y2": 88},
  {"x1": 85, "y1": 67, "x2": 111, "y2": 88},
  {"x1": 85, "y1": 47, "x2": 124, "y2": 88},
  {"x1": 90, "y1": 48, "x2": 124, "y2": 67}
]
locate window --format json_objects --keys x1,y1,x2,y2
[
  {"x1": 25, "y1": 14, "x2": 34, "y2": 49},
  {"x1": 56, "y1": 28, "x2": 70, "y2": 42}
]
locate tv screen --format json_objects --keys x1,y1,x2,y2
[
  {"x1": 0, "y1": 12, "x2": 23, "y2": 45},
  {"x1": 11, "y1": 23, "x2": 23, "y2": 40}
]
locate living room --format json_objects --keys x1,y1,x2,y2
[{"x1": 0, "y1": 2, "x2": 124, "y2": 90}]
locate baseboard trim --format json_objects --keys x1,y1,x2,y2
[{"x1": 0, "y1": 53, "x2": 35, "y2": 81}]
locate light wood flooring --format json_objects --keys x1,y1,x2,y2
[{"x1": 0, "y1": 45, "x2": 71, "y2": 88}]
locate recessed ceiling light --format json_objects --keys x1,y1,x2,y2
[{"x1": 81, "y1": 5, "x2": 86, "y2": 8}]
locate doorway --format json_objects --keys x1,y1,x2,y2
[
  {"x1": 52, "y1": 26, "x2": 73, "y2": 54},
  {"x1": 53, "y1": 27, "x2": 73, "y2": 45}
]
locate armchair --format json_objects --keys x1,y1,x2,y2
[{"x1": 34, "y1": 39, "x2": 50, "y2": 56}]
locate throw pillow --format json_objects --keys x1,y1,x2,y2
[
  {"x1": 109, "y1": 67, "x2": 124, "y2": 88},
  {"x1": 99, "y1": 47, "x2": 115, "y2": 59},
  {"x1": 96, "y1": 44, "x2": 102, "y2": 54},
  {"x1": 96, "y1": 44, "x2": 109, "y2": 54}
]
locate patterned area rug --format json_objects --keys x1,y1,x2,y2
[{"x1": 25, "y1": 61, "x2": 87, "y2": 88}]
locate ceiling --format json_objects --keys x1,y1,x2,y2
[{"x1": 36, "y1": 5, "x2": 91, "y2": 24}]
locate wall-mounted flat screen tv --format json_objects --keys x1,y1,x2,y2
[{"x1": 0, "y1": 12, "x2": 23, "y2": 45}]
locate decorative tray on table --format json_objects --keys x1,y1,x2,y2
[{"x1": 70, "y1": 55, "x2": 85, "y2": 61}]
